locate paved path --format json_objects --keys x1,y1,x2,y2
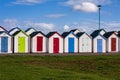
[{"x1": 0, "y1": 53, "x2": 120, "y2": 56}]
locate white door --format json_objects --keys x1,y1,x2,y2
[{"x1": 82, "y1": 38, "x2": 89, "y2": 52}]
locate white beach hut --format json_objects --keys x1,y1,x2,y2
[
  {"x1": 46, "y1": 32, "x2": 63, "y2": 53},
  {"x1": 12, "y1": 30, "x2": 30, "y2": 53},
  {"x1": 0, "y1": 32, "x2": 12, "y2": 53},
  {"x1": 104, "y1": 31, "x2": 119, "y2": 53},
  {"x1": 91, "y1": 30, "x2": 107, "y2": 53},
  {"x1": 76, "y1": 32, "x2": 92, "y2": 53},
  {"x1": 62, "y1": 32, "x2": 78, "y2": 53},
  {"x1": 30, "y1": 31, "x2": 47, "y2": 53}
]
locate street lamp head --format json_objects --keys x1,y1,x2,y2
[{"x1": 98, "y1": 5, "x2": 101, "y2": 8}]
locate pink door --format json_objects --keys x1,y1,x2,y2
[
  {"x1": 53, "y1": 38, "x2": 59, "y2": 53},
  {"x1": 37, "y1": 36, "x2": 43, "y2": 52}
]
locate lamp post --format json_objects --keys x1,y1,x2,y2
[{"x1": 98, "y1": 5, "x2": 101, "y2": 30}]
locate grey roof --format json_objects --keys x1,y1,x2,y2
[
  {"x1": 70, "y1": 29, "x2": 79, "y2": 32},
  {"x1": 30, "y1": 31, "x2": 46, "y2": 37},
  {"x1": 0, "y1": 31, "x2": 11, "y2": 36},
  {"x1": 103, "y1": 31, "x2": 117, "y2": 38},
  {"x1": 76, "y1": 32, "x2": 85, "y2": 37},
  {"x1": 12, "y1": 31, "x2": 21, "y2": 36},
  {"x1": 62, "y1": 32, "x2": 78, "y2": 38},
  {"x1": 0, "y1": 26, "x2": 7, "y2": 31},
  {"x1": 90, "y1": 29, "x2": 106, "y2": 38},
  {"x1": 62, "y1": 32, "x2": 70, "y2": 38},
  {"x1": 8, "y1": 27, "x2": 21, "y2": 33},
  {"x1": 46, "y1": 32, "x2": 62, "y2": 38},
  {"x1": 25, "y1": 27, "x2": 36, "y2": 32}
]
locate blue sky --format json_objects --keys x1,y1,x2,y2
[{"x1": 0, "y1": 0, "x2": 120, "y2": 34}]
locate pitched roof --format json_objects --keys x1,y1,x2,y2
[
  {"x1": 25, "y1": 27, "x2": 36, "y2": 32},
  {"x1": 118, "y1": 34, "x2": 120, "y2": 37},
  {"x1": 62, "y1": 32, "x2": 70, "y2": 38},
  {"x1": 30, "y1": 31, "x2": 46, "y2": 37},
  {"x1": 12, "y1": 30, "x2": 29, "y2": 37},
  {"x1": 103, "y1": 31, "x2": 117, "y2": 38},
  {"x1": 12, "y1": 31, "x2": 21, "y2": 36},
  {"x1": 76, "y1": 32, "x2": 85, "y2": 37},
  {"x1": 46, "y1": 32, "x2": 63, "y2": 38},
  {"x1": 8, "y1": 27, "x2": 21, "y2": 33},
  {"x1": 0, "y1": 31, "x2": 11, "y2": 36},
  {"x1": 118, "y1": 31, "x2": 120, "y2": 34},
  {"x1": 0, "y1": 26, "x2": 7, "y2": 31},
  {"x1": 70, "y1": 29, "x2": 80, "y2": 32},
  {"x1": 90, "y1": 29, "x2": 106, "y2": 38},
  {"x1": 62, "y1": 31, "x2": 78, "y2": 38}
]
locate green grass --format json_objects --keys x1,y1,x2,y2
[{"x1": 0, "y1": 54, "x2": 120, "y2": 80}]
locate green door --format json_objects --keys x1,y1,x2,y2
[{"x1": 18, "y1": 37, "x2": 25, "y2": 53}]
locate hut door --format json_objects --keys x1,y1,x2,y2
[
  {"x1": 82, "y1": 38, "x2": 89, "y2": 52},
  {"x1": 97, "y1": 39, "x2": 102, "y2": 53},
  {"x1": 1, "y1": 37, "x2": 8, "y2": 52},
  {"x1": 68, "y1": 38, "x2": 74, "y2": 53},
  {"x1": 18, "y1": 37, "x2": 25, "y2": 53},
  {"x1": 53, "y1": 38, "x2": 59, "y2": 53},
  {"x1": 111, "y1": 38, "x2": 116, "y2": 51},
  {"x1": 37, "y1": 36, "x2": 43, "y2": 51}
]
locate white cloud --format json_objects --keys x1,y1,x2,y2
[
  {"x1": 0, "y1": 19, "x2": 55, "y2": 33},
  {"x1": 12, "y1": 0, "x2": 44, "y2": 5},
  {"x1": 24, "y1": 21, "x2": 55, "y2": 30},
  {"x1": 45, "y1": 14, "x2": 66, "y2": 18},
  {"x1": 73, "y1": 2, "x2": 98, "y2": 12},
  {"x1": 1, "y1": 18, "x2": 120, "y2": 34},
  {"x1": 65, "y1": 0, "x2": 111, "y2": 6},
  {"x1": 72, "y1": 20, "x2": 120, "y2": 34},
  {"x1": 0, "y1": 19, "x2": 19, "y2": 30},
  {"x1": 64, "y1": 0, "x2": 111, "y2": 13},
  {"x1": 64, "y1": 25, "x2": 70, "y2": 31},
  {"x1": 35, "y1": 23, "x2": 54, "y2": 30}
]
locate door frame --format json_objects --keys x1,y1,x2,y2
[
  {"x1": 1, "y1": 37, "x2": 8, "y2": 52},
  {"x1": 68, "y1": 38, "x2": 74, "y2": 53},
  {"x1": 18, "y1": 36, "x2": 25, "y2": 53},
  {"x1": 37, "y1": 36, "x2": 43, "y2": 52},
  {"x1": 97, "y1": 39, "x2": 103, "y2": 53},
  {"x1": 53, "y1": 38, "x2": 59, "y2": 53}
]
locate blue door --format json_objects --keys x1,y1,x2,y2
[
  {"x1": 97, "y1": 39, "x2": 102, "y2": 53},
  {"x1": 1, "y1": 37, "x2": 8, "y2": 52},
  {"x1": 68, "y1": 38, "x2": 74, "y2": 53}
]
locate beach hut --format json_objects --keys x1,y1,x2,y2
[
  {"x1": 91, "y1": 30, "x2": 106, "y2": 53},
  {"x1": 46, "y1": 32, "x2": 63, "y2": 53},
  {"x1": 12, "y1": 30, "x2": 30, "y2": 53},
  {"x1": 0, "y1": 32, "x2": 12, "y2": 53},
  {"x1": 25, "y1": 27, "x2": 36, "y2": 35},
  {"x1": 0, "y1": 26, "x2": 7, "y2": 32},
  {"x1": 30, "y1": 31, "x2": 47, "y2": 53},
  {"x1": 117, "y1": 32, "x2": 120, "y2": 52},
  {"x1": 62, "y1": 32, "x2": 78, "y2": 53},
  {"x1": 104, "y1": 31, "x2": 118, "y2": 52},
  {"x1": 70, "y1": 29, "x2": 80, "y2": 35},
  {"x1": 92, "y1": 29, "x2": 106, "y2": 36},
  {"x1": 9, "y1": 27, "x2": 21, "y2": 35},
  {"x1": 76, "y1": 32, "x2": 92, "y2": 53}
]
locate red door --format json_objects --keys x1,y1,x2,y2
[
  {"x1": 53, "y1": 38, "x2": 59, "y2": 53},
  {"x1": 37, "y1": 36, "x2": 43, "y2": 51},
  {"x1": 111, "y1": 38, "x2": 116, "y2": 51}
]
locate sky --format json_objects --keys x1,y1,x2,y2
[{"x1": 0, "y1": 0, "x2": 120, "y2": 34}]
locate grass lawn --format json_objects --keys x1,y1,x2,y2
[{"x1": 0, "y1": 54, "x2": 120, "y2": 80}]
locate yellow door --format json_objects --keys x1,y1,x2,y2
[{"x1": 18, "y1": 37, "x2": 25, "y2": 53}]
